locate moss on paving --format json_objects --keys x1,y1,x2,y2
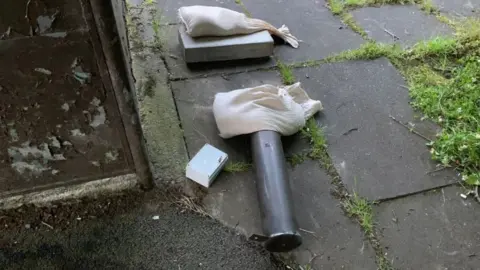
[
  {"x1": 287, "y1": 153, "x2": 308, "y2": 167},
  {"x1": 126, "y1": 0, "x2": 189, "y2": 184},
  {"x1": 142, "y1": 74, "x2": 156, "y2": 98},
  {"x1": 223, "y1": 161, "x2": 252, "y2": 173}
]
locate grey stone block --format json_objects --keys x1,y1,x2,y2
[
  {"x1": 179, "y1": 27, "x2": 274, "y2": 63},
  {"x1": 164, "y1": 25, "x2": 276, "y2": 80}
]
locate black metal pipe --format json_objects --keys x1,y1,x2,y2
[{"x1": 251, "y1": 130, "x2": 302, "y2": 252}]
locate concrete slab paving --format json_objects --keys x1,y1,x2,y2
[
  {"x1": 172, "y1": 71, "x2": 377, "y2": 268},
  {"x1": 288, "y1": 161, "x2": 378, "y2": 269},
  {"x1": 292, "y1": 58, "x2": 459, "y2": 200},
  {"x1": 242, "y1": 0, "x2": 366, "y2": 64},
  {"x1": 351, "y1": 5, "x2": 453, "y2": 47},
  {"x1": 374, "y1": 186, "x2": 480, "y2": 269},
  {"x1": 163, "y1": 25, "x2": 276, "y2": 79},
  {"x1": 432, "y1": 0, "x2": 480, "y2": 16},
  {"x1": 204, "y1": 159, "x2": 378, "y2": 268}
]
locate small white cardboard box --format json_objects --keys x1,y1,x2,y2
[{"x1": 186, "y1": 144, "x2": 228, "y2": 188}]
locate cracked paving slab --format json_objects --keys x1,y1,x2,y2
[{"x1": 374, "y1": 186, "x2": 480, "y2": 269}]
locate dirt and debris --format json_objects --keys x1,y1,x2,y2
[
  {"x1": 0, "y1": 189, "x2": 147, "y2": 239},
  {"x1": 71, "y1": 57, "x2": 92, "y2": 85},
  {"x1": 0, "y1": 0, "x2": 86, "y2": 38}
]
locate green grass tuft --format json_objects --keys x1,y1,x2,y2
[
  {"x1": 419, "y1": 0, "x2": 438, "y2": 14},
  {"x1": 277, "y1": 60, "x2": 296, "y2": 85},
  {"x1": 287, "y1": 153, "x2": 307, "y2": 167},
  {"x1": 326, "y1": 42, "x2": 402, "y2": 62},
  {"x1": 343, "y1": 191, "x2": 374, "y2": 235},
  {"x1": 377, "y1": 256, "x2": 394, "y2": 270},
  {"x1": 408, "y1": 59, "x2": 480, "y2": 183},
  {"x1": 224, "y1": 162, "x2": 252, "y2": 173},
  {"x1": 345, "y1": 0, "x2": 368, "y2": 8},
  {"x1": 406, "y1": 37, "x2": 457, "y2": 60},
  {"x1": 327, "y1": 0, "x2": 344, "y2": 15},
  {"x1": 342, "y1": 13, "x2": 369, "y2": 38},
  {"x1": 301, "y1": 118, "x2": 329, "y2": 163}
]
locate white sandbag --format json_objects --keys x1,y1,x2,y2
[
  {"x1": 178, "y1": 6, "x2": 299, "y2": 48},
  {"x1": 212, "y1": 83, "x2": 323, "y2": 138}
]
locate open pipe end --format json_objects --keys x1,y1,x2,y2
[{"x1": 264, "y1": 232, "x2": 302, "y2": 253}]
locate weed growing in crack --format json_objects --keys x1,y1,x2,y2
[
  {"x1": 377, "y1": 256, "x2": 395, "y2": 270},
  {"x1": 406, "y1": 37, "x2": 457, "y2": 60},
  {"x1": 342, "y1": 13, "x2": 369, "y2": 38},
  {"x1": 419, "y1": 0, "x2": 438, "y2": 13},
  {"x1": 327, "y1": 0, "x2": 344, "y2": 15},
  {"x1": 287, "y1": 153, "x2": 307, "y2": 167},
  {"x1": 301, "y1": 118, "x2": 329, "y2": 164},
  {"x1": 326, "y1": 42, "x2": 402, "y2": 62},
  {"x1": 224, "y1": 162, "x2": 252, "y2": 173},
  {"x1": 343, "y1": 191, "x2": 374, "y2": 236},
  {"x1": 327, "y1": 0, "x2": 424, "y2": 14},
  {"x1": 277, "y1": 60, "x2": 296, "y2": 85},
  {"x1": 144, "y1": 0, "x2": 166, "y2": 51}
]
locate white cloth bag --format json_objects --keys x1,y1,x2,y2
[
  {"x1": 213, "y1": 83, "x2": 323, "y2": 138},
  {"x1": 178, "y1": 6, "x2": 299, "y2": 48}
]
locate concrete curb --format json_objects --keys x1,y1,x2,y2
[{"x1": 0, "y1": 174, "x2": 138, "y2": 210}]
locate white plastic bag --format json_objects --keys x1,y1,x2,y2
[
  {"x1": 178, "y1": 6, "x2": 299, "y2": 48},
  {"x1": 212, "y1": 83, "x2": 323, "y2": 138}
]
